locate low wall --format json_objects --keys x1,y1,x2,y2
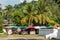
[
  {"x1": 39, "y1": 29, "x2": 53, "y2": 35},
  {"x1": 39, "y1": 29, "x2": 60, "y2": 39}
]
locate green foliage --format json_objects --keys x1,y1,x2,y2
[
  {"x1": 0, "y1": 15, "x2": 3, "y2": 33},
  {"x1": 0, "y1": 0, "x2": 60, "y2": 26}
]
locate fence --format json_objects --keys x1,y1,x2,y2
[{"x1": 39, "y1": 29, "x2": 60, "y2": 39}]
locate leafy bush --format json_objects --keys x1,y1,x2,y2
[{"x1": 0, "y1": 26, "x2": 3, "y2": 33}]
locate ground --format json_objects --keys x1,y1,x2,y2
[{"x1": 0, "y1": 34, "x2": 46, "y2": 40}]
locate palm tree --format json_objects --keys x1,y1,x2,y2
[
  {"x1": 21, "y1": 0, "x2": 59, "y2": 26},
  {"x1": 21, "y1": 2, "x2": 38, "y2": 26},
  {"x1": 35, "y1": 0, "x2": 58, "y2": 26},
  {"x1": 3, "y1": 0, "x2": 59, "y2": 26}
]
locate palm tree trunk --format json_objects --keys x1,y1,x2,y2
[{"x1": 29, "y1": 19, "x2": 30, "y2": 25}]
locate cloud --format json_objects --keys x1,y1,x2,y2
[
  {"x1": 0, "y1": 0, "x2": 5, "y2": 4},
  {"x1": 1, "y1": 0, "x2": 22, "y2": 9},
  {"x1": 20, "y1": 0, "x2": 24, "y2": 3},
  {"x1": 0, "y1": 0, "x2": 3, "y2": 4},
  {"x1": 34, "y1": 0, "x2": 38, "y2": 1},
  {"x1": 0, "y1": 0, "x2": 5, "y2": 9},
  {"x1": 0, "y1": 0, "x2": 33, "y2": 9},
  {"x1": 26, "y1": 0, "x2": 32, "y2": 2}
]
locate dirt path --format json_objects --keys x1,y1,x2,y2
[{"x1": 0, "y1": 35, "x2": 47, "y2": 40}]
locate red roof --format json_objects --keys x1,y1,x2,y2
[{"x1": 29, "y1": 25, "x2": 35, "y2": 29}]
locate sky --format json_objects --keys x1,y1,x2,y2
[{"x1": 0, "y1": 0, "x2": 33, "y2": 9}]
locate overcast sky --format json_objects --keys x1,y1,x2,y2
[{"x1": 0, "y1": 0, "x2": 33, "y2": 9}]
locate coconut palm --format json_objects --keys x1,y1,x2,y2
[
  {"x1": 21, "y1": 2, "x2": 38, "y2": 26},
  {"x1": 35, "y1": 0, "x2": 59, "y2": 26}
]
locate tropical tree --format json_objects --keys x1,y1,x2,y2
[
  {"x1": 21, "y1": 2, "x2": 38, "y2": 26},
  {"x1": 0, "y1": 4, "x2": 3, "y2": 16},
  {"x1": 47, "y1": 0, "x2": 60, "y2": 25},
  {"x1": 0, "y1": 15, "x2": 3, "y2": 32},
  {"x1": 2, "y1": 0, "x2": 60, "y2": 26},
  {"x1": 34, "y1": 0, "x2": 59, "y2": 26},
  {"x1": 13, "y1": 10, "x2": 25, "y2": 26},
  {"x1": 5, "y1": 5, "x2": 14, "y2": 24},
  {"x1": 0, "y1": 4, "x2": 3, "y2": 32}
]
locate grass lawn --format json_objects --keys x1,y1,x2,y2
[
  {"x1": 13, "y1": 34, "x2": 44, "y2": 39},
  {"x1": 0, "y1": 33, "x2": 8, "y2": 38},
  {"x1": 0, "y1": 34, "x2": 44, "y2": 39}
]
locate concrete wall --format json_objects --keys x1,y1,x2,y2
[
  {"x1": 39, "y1": 29, "x2": 53, "y2": 35},
  {"x1": 39, "y1": 29, "x2": 60, "y2": 39}
]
